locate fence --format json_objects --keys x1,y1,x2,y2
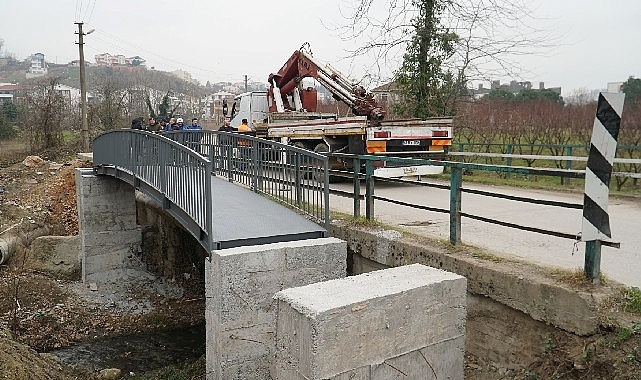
[
  {"x1": 93, "y1": 130, "x2": 214, "y2": 250},
  {"x1": 451, "y1": 143, "x2": 641, "y2": 187},
  {"x1": 163, "y1": 130, "x2": 330, "y2": 230},
  {"x1": 327, "y1": 152, "x2": 637, "y2": 282}
]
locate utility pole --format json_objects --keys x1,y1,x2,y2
[
  {"x1": 75, "y1": 22, "x2": 90, "y2": 152},
  {"x1": 244, "y1": 75, "x2": 248, "y2": 92}
]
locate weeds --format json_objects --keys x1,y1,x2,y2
[
  {"x1": 624, "y1": 287, "x2": 641, "y2": 314},
  {"x1": 542, "y1": 336, "x2": 556, "y2": 353}
]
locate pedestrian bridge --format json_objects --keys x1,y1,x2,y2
[
  {"x1": 89, "y1": 129, "x2": 329, "y2": 254},
  {"x1": 78, "y1": 129, "x2": 468, "y2": 380}
]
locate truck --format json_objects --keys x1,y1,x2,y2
[{"x1": 229, "y1": 46, "x2": 453, "y2": 178}]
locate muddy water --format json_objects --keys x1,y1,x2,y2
[{"x1": 48, "y1": 325, "x2": 205, "y2": 375}]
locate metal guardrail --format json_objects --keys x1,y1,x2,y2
[
  {"x1": 329, "y1": 153, "x2": 621, "y2": 249},
  {"x1": 93, "y1": 130, "x2": 330, "y2": 252}
]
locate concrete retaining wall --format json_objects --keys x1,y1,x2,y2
[
  {"x1": 332, "y1": 223, "x2": 616, "y2": 336},
  {"x1": 75, "y1": 168, "x2": 143, "y2": 284},
  {"x1": 273, "y1": 264, "x2": 467, "y2": 379},
  {"x1": 205, "y1": 237, "x2": 347, "y2": 380}
]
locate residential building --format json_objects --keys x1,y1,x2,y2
[
  {"x1": 94, "y1": 53, "x2": 146, "y2": 67},
  {"x1": 26, "y1": 52, "x2": 48, "y2": 78},
  {"x1": 0, "y1": 83, "x2": 19, "y2": 104}
]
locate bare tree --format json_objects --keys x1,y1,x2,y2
[
  {"x1": 21, "y1": 78, "x2": 67, "y2": 150},
  {"x1": 338, "y1": 0, "x2": 553, "y2": 94}
]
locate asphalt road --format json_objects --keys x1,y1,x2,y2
[{"x1": 329, "y1": 179, "x2": 641, "y2": 288}]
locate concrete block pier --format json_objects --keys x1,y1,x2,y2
[
  {"x1": 205, "y1": 237, "x2": 347, "y2": 380},
  {"x1": 272, "y1": 264, "x2": 467, "y2": 380}
]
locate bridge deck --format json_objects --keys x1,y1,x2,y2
[{"x1": 210, "y1": 176, "x2": 326, "y2": 249}]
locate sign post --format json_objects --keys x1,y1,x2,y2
[{"x1": 582, "y1": 92, "x2": 625, "y2": 283}]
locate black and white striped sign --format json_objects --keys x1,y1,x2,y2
[{"x1": 582, "y1": 92, "x2": 625, "y2": 242}]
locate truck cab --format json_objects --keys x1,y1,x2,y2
[{"x1": 229, "y1": 91, "x2": 268, "y2": 130}]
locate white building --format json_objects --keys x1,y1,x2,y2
[{"x1": 26, "y1": 52, "x2": 48, "y2": 78}]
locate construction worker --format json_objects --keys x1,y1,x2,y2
[{"x1": 238, "y1": 118, "x2": 251, "y2": 132}]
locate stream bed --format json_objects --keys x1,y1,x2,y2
[{"x1": 47, "y1": 324, "x2": 206, "y2": 376}]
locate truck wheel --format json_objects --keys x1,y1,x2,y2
[
  {"x1": 312, "y1": 143, "x2": 345, "y2": 183},
  {"x1": 287, "y1": 142, "x2": 309, "y2": 165},
  {"x1": 313, "y1": 142, "x2": 329, "y2": 154}
]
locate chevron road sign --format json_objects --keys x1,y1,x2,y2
[{"x1": 582, "y1": 92, "x2": 625, "y2": 282}]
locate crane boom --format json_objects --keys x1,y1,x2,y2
[{"x1": 267, "y1": 49, "x2": 385, "y2": 120}]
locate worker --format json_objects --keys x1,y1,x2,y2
[
  {"x1": 164, "y1": 117, "x2": 177, "y2": 132},
  {"x1": 185, "y1": 118, "x2": 202, "y2": 130},
  {"x1": 175, "y1": 118, "x2": 185, "y2": 130},
  {"x1": 238, "y1": 118, "x2": 251, "y2": 132},
  {"x1": 218, "y1": 117, "x2": 236, "y2": 132}
]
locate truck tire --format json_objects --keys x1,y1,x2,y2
[
  {"x1": 313, "y1": 143, "x2": 346, "y2": 183},
  {"x1": 313, "y1": 142, "x2": 329, "y2": 154},
  {"x1": 287, "y1": 142, "x2": 309, "y2": 165}
]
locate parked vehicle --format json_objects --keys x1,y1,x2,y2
[{"x1": 229, "y1": 46, "x2": 452, "y2": 177}]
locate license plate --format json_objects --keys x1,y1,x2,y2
[{"x1": 402, "y1": 140, "x2": 420, "y2": 146}]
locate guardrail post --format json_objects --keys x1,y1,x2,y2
[
  {"x1": 505, "y1": 144, "x2": 513, "y2": 178},
  {"x1": 324, "y1": 158, "x2": 330, "y2": 234},
  {"x1": 295, "y1": 152, "x2": 302, "y2": 206},
  {"x1": 226, "y1": 137, "x2": 233, "y2": 182},
  {"x1": 450, "y1": 165, "x2": 462, "y2": 245},
  {"x1": 564, "y1": 146, "x2": 573, "y2": 185},
  {"x1": 251, "y1": 139, "x2": 259, "y2": 192},
  {"x1": 353, "y1": 156, "x2": 361, "y2": 219},
  {"x1": 584, "y1": 240, "x2": 601, "y2": 284},
  {"x1": 365, "y1": 159, "x2": 374, "y2": 220},
  {"x1": 206, "y1": 148, "x2": 214, "y2": 259}
]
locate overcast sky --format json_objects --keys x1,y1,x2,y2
[{"x1": 1, "y1": 0, "x2": 639, "y2": 97}]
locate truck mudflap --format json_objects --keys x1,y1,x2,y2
[{"x1": 373, "y1": 164, "x2": 444, "y2": 178}]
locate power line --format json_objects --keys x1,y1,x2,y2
[
  {"x1": 86, "y1": 0, "x2": 98, "y2": 24},
  {"x1": 84, "y1": 23, "x2": 245, "y2": 81}
]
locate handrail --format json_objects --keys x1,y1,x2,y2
[
  {"x1": 93, "y1": 130, "x2": 213, "y2": 250},
  {"x1": 164, "y1": 130, "x2": 330, "y2": 231}
]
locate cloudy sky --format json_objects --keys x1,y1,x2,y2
[{"x1": 1, "y1": 0, "x2": 639, "y2": 96}]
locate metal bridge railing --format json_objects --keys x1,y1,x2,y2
[
  {"x1": 93, "y1": 130, "x2": 213, "y2": 250},
  {"x1": 163, "y1": 130, "x2": 330, "y2": 230}
]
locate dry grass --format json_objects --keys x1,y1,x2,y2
[
  {"x1": 548, "y1": 267, "x2": 608, "y2": 288},
  {"x1": 0, "y1": 138, "x2": 29, "y2": 167}
]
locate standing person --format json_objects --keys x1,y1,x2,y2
[
  {"x1": 147, "y1": 117, "x2": 161, "y2": 133},
  {"x1": 164, "y1": 117, "x2": 177, "y2": 131},
  {"x1": 131, "y1": 117, "x2": 145, "y2": 130},
  {"x1": 218, "y1": 117, "x2": 235, "y2": 166},
  {"x1": 158, "y1": 118, "x2": 168, "y2": 132},
  {"x1": 185, "y1": 118, "x2": 203, "y2": 152},
  {"x1": 218, "y1": 117, "x2": 236, "y2": 132},
  {"x1": 175, "y1": 118, "x2": 185, "y2": 130},
  {"x1": 186, "y1": 118, "x2": 202, "y2": 130},
  {"x1": 238, "y1": 118, "x2": 251, "y2": 132}
]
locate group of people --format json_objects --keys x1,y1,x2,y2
[
  {"x1": 131, "y1": 115, "x2": 254, "y2": 134},
  {"x1": 131, "y1": 116, "x2": 202, "y2": 133},
  {"x1": 217, "y1": 117, "x2": 252, "y2": 133}
]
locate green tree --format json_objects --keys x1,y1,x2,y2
[
  {"x1": 515, "y1": 88, "x2": 564, "y2": 104},
  {"x1": 157, "y1": 91, "x2": 179, "y2": 119},
  {"x1": 485, "y1": 89, "x2": 515, "y2": 101},
  {"x1": 621, "y1": 76, "x2": 641, "y2": 104},
  {"x1": 342, "y1": 0, "x2": 553, "y2": 116},
  {"x1": 0, "y1": 101, "x2": 19, "y2": 138},
  {"x1": 394, "y1": 0, "x2": 458, "y2": 117}
]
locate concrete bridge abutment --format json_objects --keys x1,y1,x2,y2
[{"x1": 75, "y1": 168, "x2": 143, "y2": 285}]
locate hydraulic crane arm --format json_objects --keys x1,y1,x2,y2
[{"x1": 267, "y1": 48, "x2": 385, "y2": 120}]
